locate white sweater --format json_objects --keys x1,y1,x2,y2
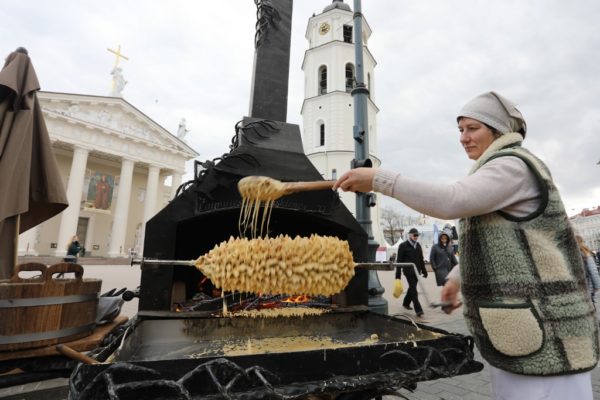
[{"x1": 373, "y1": 156, "x2": 541, "y2": 281}]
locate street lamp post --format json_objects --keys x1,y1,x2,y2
[{"x1": 351, "y1": 0, "x2": 388, "y2": 314}]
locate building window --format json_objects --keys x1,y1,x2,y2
[
  {"x1": 343, "y1": 25, "x2": 353, "y2": 43},
  {"x1": 332, "y1": 169, "x2": 337, "y2": 180},
  {"x1": 345, "y1": 63, "x2": 355, "y2": 92},
  {"x1": 319, "y1": 66, "x2": 327, "y2": 95},
  {"x1": 367, "y1": 73, "x2": 371, "y2": 97},
  {"x1": 319, "y1": 124, "x2": 325, "y2": 146}
]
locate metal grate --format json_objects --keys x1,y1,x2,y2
[{"x1": 70, "y1": 334, "x2": 482, "y2": 399}]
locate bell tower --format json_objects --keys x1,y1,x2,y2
[{"x1": 301, "y1": 0, "x2": 385, "y2": 246}]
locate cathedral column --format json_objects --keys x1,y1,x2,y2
[
  {"x1": 55, "y1": 146, "x2": 90, "y2": 256},
  {"x1": 108, "y1": 158, "x2": 135, "y2": 257},
  {"x1": 139, "y1": 165, "x2": 160, "y2": 255},
  {"x1": 171, "y1": 171, "x2": 183, "y2": 199},
  {"x1": 144, "y1": 166, "x2": 160, "y2": 221},
  {"x1": 18, "y1": 225, "x2": 40, "y2": 256}
]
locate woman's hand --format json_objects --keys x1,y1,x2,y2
[
  {"x1": 440, "y1": 277, "x2": 462, "y2": 314},
  {"x1": 333, "y1": 168, "x2": 377, "y2": 193}
]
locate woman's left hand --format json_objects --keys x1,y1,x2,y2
[
  {"x1": 333, "y1": 168, "x2": 377, "y2": 192},
  {"x1": 440, "y1": 277, "x2": 462, "y2": 314}
]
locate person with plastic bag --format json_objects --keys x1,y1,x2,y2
[
  {"x1": 395, "y1": 228, "x2": 428, "y2": 319},
  {"x1": 334, "y1": 91, "x2": 598, "y2": 399}
]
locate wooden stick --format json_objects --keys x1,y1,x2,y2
[
  {"x1": 56, "y1": 344, "x2": 99, "y2": 365},
  {"x1": 283, "y1": 180, "x2": 335, "y2": 195}
]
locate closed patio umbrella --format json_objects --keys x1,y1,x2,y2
[{"x1": 0, "y1": 47, "x2": 68, "y2": 278}]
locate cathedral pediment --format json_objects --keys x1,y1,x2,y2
[{"x1": 38, "y1": 91, "x2": 198, "y2": 161}]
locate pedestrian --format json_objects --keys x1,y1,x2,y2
[
  {"x1": 429, "y1": 230, "x2": 457, "y2": 286},
  {"x1": 333, "y1": 91, "x2": 598, "y2": 399},
  {"x1": 395, "y1": 228, "x2": 428, "y2": 319},
  {"x1": 442, "y1": 224, "x2": 459, "y2": 261},
  {"x1": 576, "y1": 235, "x2": 600, "y2": 309},
  {"x1": 66, "y1": 235, "x2": 82, "y2": 263}
]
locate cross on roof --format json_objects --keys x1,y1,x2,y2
[{"x1": 107, "y1": 44, "x2": 129, "y2": 68}]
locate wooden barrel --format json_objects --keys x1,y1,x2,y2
[{"x1": 0, "y1": 263, "x2": 102, "y2": 351}]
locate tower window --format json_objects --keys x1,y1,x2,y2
[
  {"x1": 367, "y1": 73, "x2": 371, "y2": 98},
  {"x1": 345, "y1": 63, "x2": 355, "y2": 92},
  {"x1": 332, "y1": 169, "x2": 337, "y2": 180},
  {"x1": 318, "y1": 66, "x2": 327, "y2": 95},
  {"x1": 343, "y1": 25, "x2": 353, "y2": 43},
  {"x1": 319, "y1": 124, "x2": 325, "y2": 146}
]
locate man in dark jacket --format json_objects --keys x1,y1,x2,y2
[{"x1": 396, "y1": 228, "x2": 428, "y2": 318}]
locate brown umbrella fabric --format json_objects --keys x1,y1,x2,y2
[{"x1": 0, "y1": 48, "x2": 68, "y2": 278}]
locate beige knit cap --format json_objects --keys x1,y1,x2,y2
[{"x1": 457, "y1": 91, "x2": 527, "y2": 137}]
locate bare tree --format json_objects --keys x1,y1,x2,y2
[{"x1": 380, "y1": 206, "x2": 403, "y2": 245}]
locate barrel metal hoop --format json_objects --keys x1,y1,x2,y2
[
  {"x1": 0, "y1": 323, "x2": 96, "y2": 344},
  {"x1": 0, "y1": 294, "x2": 98, "y2": 308}
]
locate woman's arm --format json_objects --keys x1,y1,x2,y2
[{"x1": 373, "y1": 157, "x2": 541, "y2": 220}]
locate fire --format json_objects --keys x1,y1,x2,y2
[
  {"x1": 282, "y1": 295, "x2": 310, "y2": 304},
  {"x1": 248, "y1": 294, "x2": 312, "y2": 310},
  {"x1": 174, "y1": 292, "x2": 322, "y2": 314}
]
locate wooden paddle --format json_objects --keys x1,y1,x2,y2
[{"x1": 238, "y1": 176, "x2": 335, "y2": 201}]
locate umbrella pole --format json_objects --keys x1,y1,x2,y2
[
  {"x1": 0, "y1": 215, "x2": 19, "y2": 279},
  {"x1": 14, "y1": 215, "x2": 20, "y2": 276}
]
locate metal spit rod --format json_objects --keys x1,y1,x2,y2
[{"x1": 131, "y1": 258, "x2": 413, "y2": 271}]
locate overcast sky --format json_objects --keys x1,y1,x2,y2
[{"x1": 3, "y1": 0, "x2": 599, "y2": 216}]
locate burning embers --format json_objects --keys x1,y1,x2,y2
[{"x1": 175, "y1": 292, "x2": 332, "y2": 318}]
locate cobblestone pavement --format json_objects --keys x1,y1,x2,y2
[{"x1": 377, "y1": 269, "x2": 600, "y2": 400}]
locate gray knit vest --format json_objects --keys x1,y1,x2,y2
[{"x1": 459, "y1": 133, "x2": 599, "y2": 376}]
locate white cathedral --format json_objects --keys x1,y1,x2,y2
[
  {"x1": 17, "y1": 92, "x2": 198, "y2": 259},
  {"x1": 301, "y1": 0, "x2": 385, "y2": 246}
]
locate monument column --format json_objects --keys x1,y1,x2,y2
[
  {"x1": 171, "y1": 171, "x2": 183, "y2": 199},
  {"x1": 139, "y1": 165, "x2": 160, "y2": 255},
  {"x1": 18, "y1": 226, "x2": 40, "y2": 256},
  {"x1": 108, "y1": 158, "x2": 135, "y2": 257},
  {"x1": 55, "y1": 146, "x2": 90, "y2": 256}
]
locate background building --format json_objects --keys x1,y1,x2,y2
[
  {"x1": 18, "y1": 91, "x2": 198, "y2": 258},
  {"x1": 301, "y1": 0, "x2": 385, "y2": 246},
  {"x1": 570, "y1": 206, "x2": 600, "y2": 251}
]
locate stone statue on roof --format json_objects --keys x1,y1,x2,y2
[
  {"x1": 177, "y1": 118, "x2": 190, "y2": 140},
  {"x1": 110, "y1": 66, "x2": 127, "y2": 97}
]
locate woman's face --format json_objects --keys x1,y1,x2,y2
[
  {"x1": 458, "y1": 117, "x2": 497, "y2": 160},
  {"x1": 440, "y1": 235, "x2": 448, "y2": 245}
]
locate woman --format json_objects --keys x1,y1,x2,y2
[
  {"x1": 429, "y1": 231, "x2": 457, "y2": 286},
  {"x1": 333, "y1": 91, "x2": 598, "y2": 399},
  {"x1": 576, "y1": 235, "x2": 600, "y2": 308}
]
